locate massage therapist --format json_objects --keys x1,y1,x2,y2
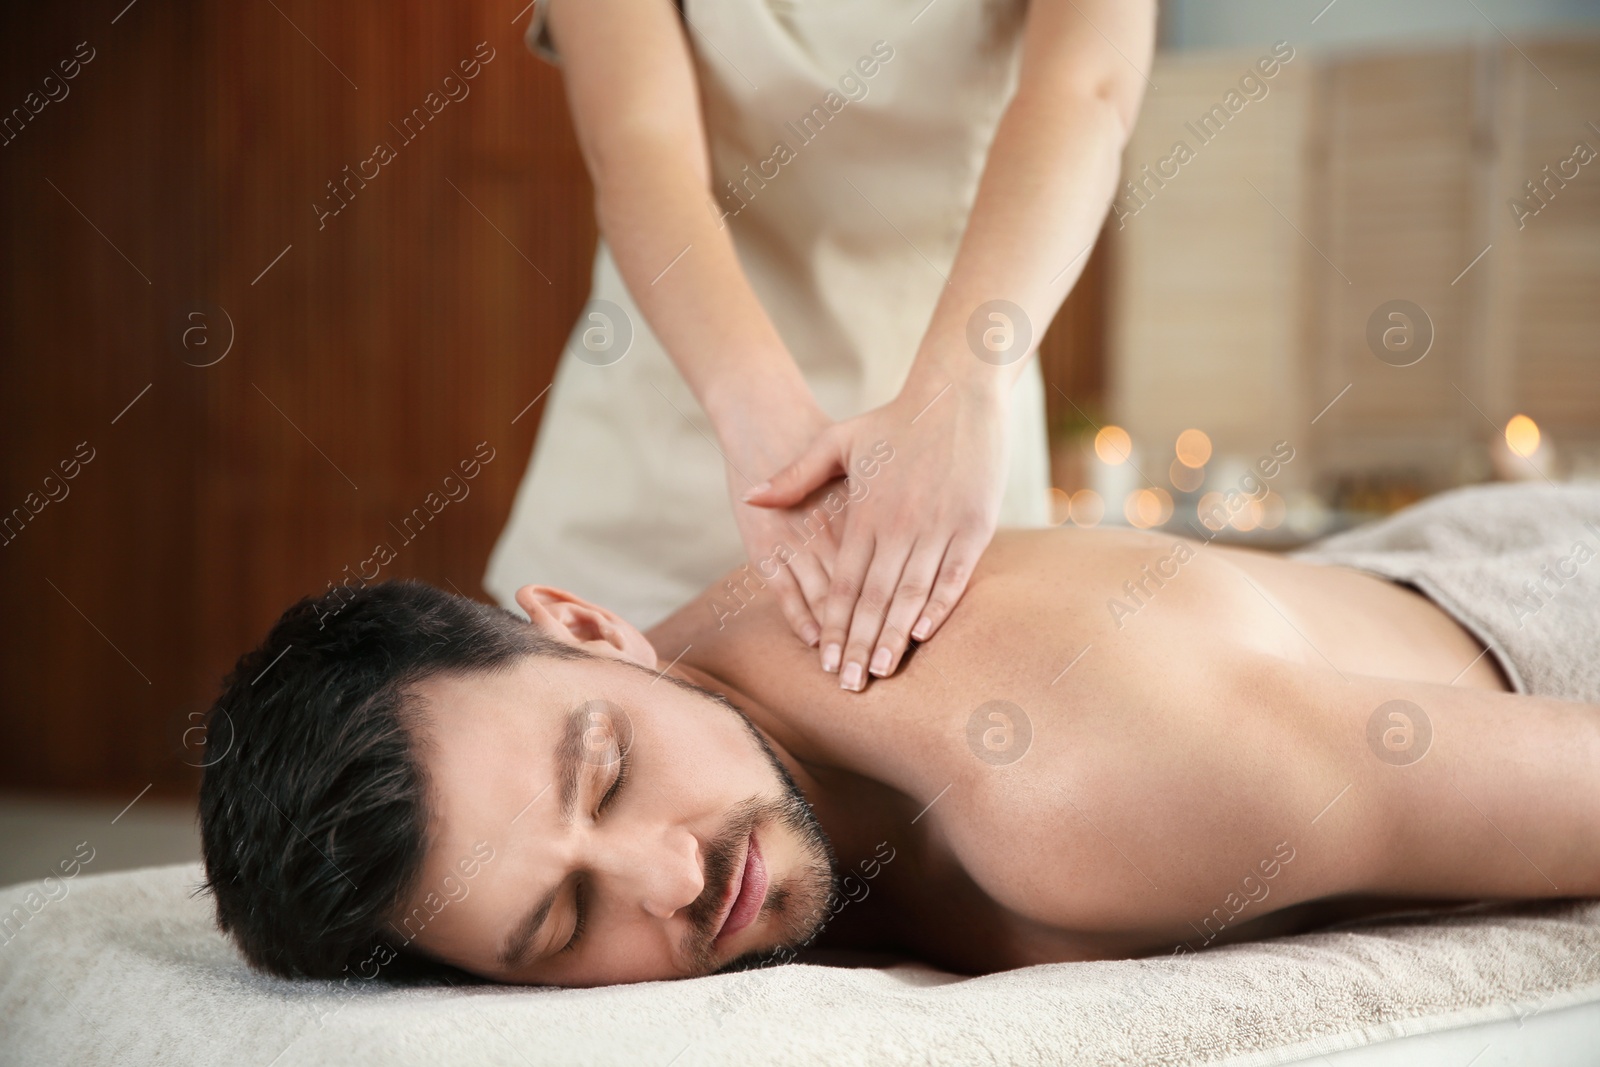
[{"x1": 485, "y1": 0, "x2": 1154, "y2": 691}]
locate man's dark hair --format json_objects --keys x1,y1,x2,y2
[{"x1": 197, "y1": 579, "x2": 586, "y2": 982}]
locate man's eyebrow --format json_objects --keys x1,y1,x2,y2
[
  {"x1": 555, "y1": 702, "x2": 588, "y2": 821},
  {"x1": 497, "y1": 884, "x2": 560, "y2": 970},
  {"x1": 496, "y1": 705, "x2": 589, "y2": 970}
]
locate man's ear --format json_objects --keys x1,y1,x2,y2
[{"x1": 514, "y1": 585, "x2": 658, "y2": 668}]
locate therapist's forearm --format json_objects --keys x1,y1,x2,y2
[
  {"x1": 590, "y1": 137, "x2": 816, "y2": 448},
  {"x1": 902, "y1": 87, "x2": 1131, "y2": 405}
]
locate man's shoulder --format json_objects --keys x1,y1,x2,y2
[{"x1": 646, "y1": 558, "x2": 791, "y2": 659}]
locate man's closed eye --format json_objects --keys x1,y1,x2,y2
[{"x1": 561, "y1": 750, "x2": 631, "y2": 954}]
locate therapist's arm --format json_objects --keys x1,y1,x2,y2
[
  {"x1": 903, "y1": 0, "x2": 1152, "y2": 399},
  {"x1": 544, "y1": 0, "x2": 838, "y2": 640},
  {"x1": 746, "y1": 0, "x2": 1155, "y2": 688}
]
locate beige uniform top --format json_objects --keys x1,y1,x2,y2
[{"x1": 486, "y1": 0, "x2": 1051, "y2": 628}]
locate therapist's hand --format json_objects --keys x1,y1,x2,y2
[
  {"x1": 722, "y1": 402, "x2": 841, "y2": 647},
  {"x1": 742, "y1": 385, "x2": 1008, "y2": 690}
]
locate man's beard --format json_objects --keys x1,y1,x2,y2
[
  {"x1": 632, "y1": 665, "x2": 841, "y2": 975},
  {"x1": 676, "y1": 698, "x2": 839, "y2": 975}
]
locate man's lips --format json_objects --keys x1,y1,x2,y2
[{"x1": 713, "y1": 832, "x2": 767, "y2": 945}]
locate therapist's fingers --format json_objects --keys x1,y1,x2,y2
[
  {"x1": 767, "y1": 565, "x2": 821, "y2": 648},
  {"x1": 816, "y1": 532, "x2": 876, "y2": 679},
  {"x1": 911, "y1": 530, "x2": 985, "y2": 643},
  {"x1": 835, "y1": 539, "x2": 911, "y2": 693},
  {"x1": 867, "y1": 538, "x2": 946, "y2": 680},
  {"x1": 785, "y1": 549, "x2": 832, "y2": 632},
  {"x1": 742, "y1": 430, "x2": 842, "y2": 509}
]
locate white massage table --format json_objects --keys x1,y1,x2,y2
[{"x1": 2, "y1": 863, "x2": 1597, "y2": 1066}]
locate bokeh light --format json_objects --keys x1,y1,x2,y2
[
  {"x1": 1070, "y1": 489, "x2": 1104, "y2": 527},
  {"x1": 1125, "y1": 487, "x2": 1173, "y2": 528},
  {"x1": 1169, "y1": 457, "x2": 1204, "y2": 493},
  {"x1": 1175, "y1": 428, "x2": 1212, "y2": 468},
  {"x1": 1504, "y1": 414, "x2": 1541, "y2": 458},
  {"x1": 1094, "y1": 425, "x2": 1132, "y2": 465}
]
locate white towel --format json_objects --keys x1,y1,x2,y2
[{"x1": 1, "y1": 862, "x2": 1597, "y2": 1066}]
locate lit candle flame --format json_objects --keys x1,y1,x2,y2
[{"x1": 1504, "y1": 414, "x2": 1541, "y2": 459}]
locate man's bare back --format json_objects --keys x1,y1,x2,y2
[
  {"x1": 198, "y1": 513, "x2": 1599, "y2": 987},
  {"x1": 649, "y1": 526, "x2": 1597, "y2": 970}
]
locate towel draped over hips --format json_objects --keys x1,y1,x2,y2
[{"x1": 1291, "y1": 482, "x2": 1600, "y2": 703}]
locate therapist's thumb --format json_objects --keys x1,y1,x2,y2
[{"x1": 742, "y1": 435, "x2": 841, "y2": 508}]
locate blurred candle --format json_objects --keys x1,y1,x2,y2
[
  {"x1": 1490, "y1": 413, "x2": 1557, "y2": 481},
  {"x1": 1091, "y1": 425, "x2": 1140, "y2": 522},
  {"x1": 1505, "y1": 414, "x2": 1540, "y2": 457},
  {"x1": 1175, "y1": 428, "x2": 1212, "y2": 468}
]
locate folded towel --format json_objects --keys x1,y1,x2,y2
[{"x1": 2, "y1": 862, "x2": 1597, "y2": 1066}]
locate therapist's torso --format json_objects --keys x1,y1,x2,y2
[{"x1": 487, "y1": 0, "x2": 1052, "y2": 627}]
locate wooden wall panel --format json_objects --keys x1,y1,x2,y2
[
  {"x1": 0, "y1": 1, "x2": 596, "y2": 799},
  {"x1": 1108, "y1": 49, "x2": 1314, "y2": 488},
  {"x1": 1496, "y1": 42, "x2": 1600, "y2": 437},
  {"x1": 1108, "y1": 38, "x2": 1600, "y2": 512},
  {"x1": 1, "y1": 4, "x2": 210, "y2": 798},
  {"x1": 1308, "y1": 48, "x2": 1483, "y2": 486}
]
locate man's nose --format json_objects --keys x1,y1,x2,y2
[{"x1": 603, "y1": 824, "x2": 704, "y2": 920}]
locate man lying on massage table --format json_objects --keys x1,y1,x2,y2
[{"x1": 197, "y1": 486, "x2": 1600, "y2": 988}]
